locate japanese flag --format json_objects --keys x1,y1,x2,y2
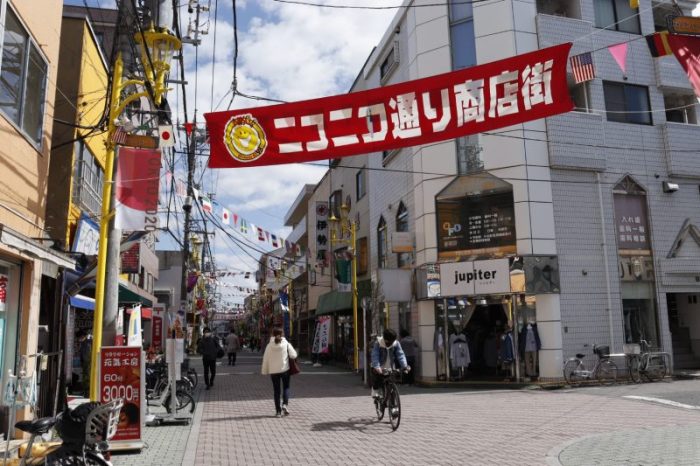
[
  {"x1": 222, "y1": 208, "x2": 231, "y2": 225},
  {"x1": 159, "y1": 125, "x2": 175, "y2": 147}
]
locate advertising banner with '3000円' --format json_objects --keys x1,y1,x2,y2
[{"x1": 205, "y1": 43, "x2": 573, "y2": 168}]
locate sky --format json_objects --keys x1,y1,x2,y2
[
  {"x1": 63, "y1": 0, "x2": 700, "y2": 308},
  {"x1": 65, "y1": 0, "x2": 396, "y2": 307}
]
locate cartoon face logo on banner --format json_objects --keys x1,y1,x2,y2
[{"x1": 223, "y1": 114, "x2": 268, "y2": 162}]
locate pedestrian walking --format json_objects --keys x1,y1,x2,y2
[
  {"x1": 225, "y1": 331, "x2": 240, "y2": 366},
  {"x1": 261, "y1": 328, "x2": 297, "y2": 417},
  {"x1": 198, "y1": 328, "x2": 223, "y2": 390},
  {"x1": 399, "y1": 329, "x2": 419, "y2": 385}
]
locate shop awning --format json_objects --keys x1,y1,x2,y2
[
  {"x1": 315, "y1": 291, "x2": 352, "y2": 316},
  {"x1": 118, "y1": 282, "x2": 154, "y2": 307},
  {"x1": 69, "y1": 294, "x2": 95, "y2": 311}
]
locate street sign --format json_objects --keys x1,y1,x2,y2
[{"x1": 667, "y1": 15, "x2": 700, "y2": 36}]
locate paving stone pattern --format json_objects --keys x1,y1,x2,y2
[{"x1": 188, "y1": 354, "x2": 700, "y2": 466}]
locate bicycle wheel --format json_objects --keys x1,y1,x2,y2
[
  {"x1": 387, "y1": 383, "x2": 401, "y2": 431},
  {"x1": 188, "y1": 369, "x2": 198, "y2": 389},
  {"x1": 177, "y1": 379, "x2": 194, "y2": 394},
  {"x1": 165, "y1": 390, "x2": 196, "y2": 414},
  {"x1": 374, "y1": 393, "x2": 385, "y2": 421},
  {"x1": 643, "y1": 354, "x2": 668, "y2": 382},
  {"x1": 563, "y1": 359, "x2": 583, "y2": 385},
  {"x1": 595, "y1": 359, "x2": 618, "y2": 385},
  {"x1": 628, "y1": 355, "x2": 642, "y2": 383}
]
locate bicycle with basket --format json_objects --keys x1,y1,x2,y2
[
  {"x1": 563, "y1": 344, "x2": 618, "y2": 385},
  {"x1": 625, "y1": 340, "x2": 670, "y2": 383}
]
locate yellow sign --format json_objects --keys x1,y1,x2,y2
[
  {"x1": 668, "y1": 15, "x2": 700, "y2": 36},
  {"x1": 223, "y1": 114, "x2": 268, "y2": 163}
]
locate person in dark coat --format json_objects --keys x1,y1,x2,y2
[
  {"x1": 77, "y1": 330, "x2": 92, "y2": 394},
  {"x1": 198, "y1": 328, "x2": 222, "y2": 389}
]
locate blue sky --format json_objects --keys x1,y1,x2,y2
[{"x1": 67, "y1": 0, "x2": 395, "y2": 305}]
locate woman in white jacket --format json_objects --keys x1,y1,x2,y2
[{"x1": 261, "y1": 327, "x2": 298, "y2": 417}]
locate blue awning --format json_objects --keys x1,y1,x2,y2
[{"x1": 69, "y1": 294, "x2": 95, "y2": 311}]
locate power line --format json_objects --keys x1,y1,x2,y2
[{"x1": 272, "y1": 0, "x2": 497, "y2": 9}]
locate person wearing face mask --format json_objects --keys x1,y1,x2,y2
[{"x1": 198, "y1": 328, "x2": 223, "y2": 389}]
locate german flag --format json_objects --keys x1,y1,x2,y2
[{"x1": 646, "y1": 31, "x2": 673, "y2": 57}]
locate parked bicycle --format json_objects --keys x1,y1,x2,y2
[
  {"x1": 373, "y1": 368, "x2": 404, "y2": 431},
  {"x1": 16, "y1": 398, "x2": 123, "y2": 466},
  {"x1": 146, "y1": 361, "x2": 195, "y2": 414},
  {"x1": 563, "y1": 344, "x2": 618, "y2": 385},
  {"x1": 627, "y1": 340, "x2": 669, "y2": 383}
]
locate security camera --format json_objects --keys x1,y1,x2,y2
[{"x1": 662, "y1": 181, "x2": 679, "y2": 193}]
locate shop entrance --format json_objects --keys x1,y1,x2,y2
[
  {"x1": 435, "y1": 297, "x2": 522, "y2": 381},
  {"x1": 667, "y1": 293, "x2": 700, "y2": 369}
]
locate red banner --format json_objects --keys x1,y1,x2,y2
[
  {"x1": 206, "y1": 43, "x2": 573, "y2": 168},
  {"x1": 100, "y1": 346, "x2": 142, "y2": 443},
  {"x1": 115, "y1": 147, "x2": 161, "y2": 231}
]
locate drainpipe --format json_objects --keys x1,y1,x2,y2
[{"x1": 597, "y1": 172, "x2": 615, "y2": 350}]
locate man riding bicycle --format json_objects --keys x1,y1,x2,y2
[{"x1": 370, "y1": 328, "x2": 410, "y2": 398}]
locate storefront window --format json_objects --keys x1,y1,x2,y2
[
  {"x1": 622, "y1": 282, "x2": 659, "y2": 346},
  {"x1": 398, "y1": 302, "x2": 410, "y2": 334}
]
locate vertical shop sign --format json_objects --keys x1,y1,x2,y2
[
  {"x1": 0, "y1": 272, "x2": 8, "y2": 312},
  {"x1": 152, "y1": 316, "x2": 163, "y2": 351},
  {"x1": 613, "y1": 194, "x2": 650, "y2": 250},
  {"x1": 315, "y1": 202, "x2": 329, "y2": 267},
  {"x1": 100, "y1": 346, "x2": 142, "y2": 443}
]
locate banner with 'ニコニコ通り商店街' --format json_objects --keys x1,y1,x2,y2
[{"x1": 205, "y1": 43, "x2": 573, "y2": 168}]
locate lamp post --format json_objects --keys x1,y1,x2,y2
[
  {"x1": 329, "y1": 202, "x2": 359, "y2": 372},
  {"x1": 89, "y1": 27, "x2": 180, "y2": 401}
]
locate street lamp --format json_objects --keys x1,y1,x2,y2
[
  {"x1": 89, "y1": 28, "x2": 181, "y2": 401},
  {"x1": 134, "y1": 23, "x2": 182, "y2": 106},
  {"x1": 329, "y1": 201, "x2": 359, "y2": 372}
]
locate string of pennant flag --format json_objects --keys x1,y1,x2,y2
[
  {"x1": 570, "y1": 30, "x2": 700, "y2": 100},
  {"x1": 164, "y1": 172, "x2": 306, "y2": 257}
]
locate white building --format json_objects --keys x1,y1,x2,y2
[{"x1": 321, "y1": 0, "x2": 700, "y2": 382}]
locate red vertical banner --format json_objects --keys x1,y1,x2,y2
[
  {"x1": 100, "y1": 346, "x2": 142, "y2": 443},
  {"x1": 152, "y1": 316, "x2": 163, "y2": 352},
  {"x1": 206, "y1": 43, "x2": 573, "y2": 168}
]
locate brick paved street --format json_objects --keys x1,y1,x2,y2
[{"x1": 114, "y1": 352, "x2": 700, "y2": 465}]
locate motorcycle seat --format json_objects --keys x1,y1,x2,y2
[{"x1": 575, "y1": 353, "x2": 585, "y2": 359}]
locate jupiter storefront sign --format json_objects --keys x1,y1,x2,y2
[
  {"x1": 439, "y1": 259, "x2": 511, "y2": 297},
  {"x1": 205, "y1": 44, "x2": 573, "y2": 168}
]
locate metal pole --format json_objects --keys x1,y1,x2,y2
[
  {"x1": 443, "y1": 298, "x2": 449, "y2": 380},
  {"x1": 513, "y1": 294, "x2": 521, "y2": 382},
  {"x1": 180, "y1": 124, "x2": 196, "y2": 350},
  {"x1": 90, "y1": 53, "x2": 124, "y2": 401},
  {"x1": 362, "y1": 298, "x2": 368, "y2": 386},
  {"x1": 597, "y1": 172, "x2": 615, "y2": 351},
  {"x1": 351, "y1": 222, "x2": 359, "y2": 372}
]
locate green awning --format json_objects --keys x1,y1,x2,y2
[
  {"x1": 118, "y1": 284, "x2": 153, "y2": 307},
  {"x1": 315, "y1": 291, "x2": 352, "y2": 316}
]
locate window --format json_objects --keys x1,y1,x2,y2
[
  {"x1": 569, "y1": 79, "x2": 591, "y2": 113},
  {"x1": 72, "y1": 141, "x2": 104, "y2": 216},
  {"x1": 594, "y1": 0, "x2": 640, "y2": 34},
  {"x1": 398, "y1": 302, "x2": 411, "y2": 335},
  {"x1": 377, "y1": 216, "x2": 387, "y2": 268},
  {"x1": 329, "y1": 190, "x2": 342, "y2": 219},
  {"x1": 358, "y1": 237, "x2": 368, "y2": 275},
  {"x1": 0, "y1": 7, "x2": 48, "y2": 144},
  {"x1": 664, "y1": 93, "x2": 698, "y2": 125},
  {"x1": 396, "y1": 202, "x2": 412, "y2": 268},
  {"x1": 449, "y1": 0, "x2": 476, "y2": 70},
  {"x1": 536, "y1": 0, "x2": 582, "y2": 19},
  {"x1": 356, "y1": 168, "x2": 366, "y2": 201},
  {"x1": 380, "y1": 43, "x2": 399, "y2": 82},
  {"x1": 603, "y1": 82, "x2": 651, "y2": 125}
]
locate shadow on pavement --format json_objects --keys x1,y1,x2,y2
[{"x1": 310, "y1": 416, "x2": 393, "y2": 435}]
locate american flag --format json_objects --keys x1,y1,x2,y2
[{"x1": 570, "y1": 52, "x2": 595, "y2": 84}]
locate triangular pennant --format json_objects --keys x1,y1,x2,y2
[{"x1": 608, "y1": 42, "x2": 628, "y2": 75}]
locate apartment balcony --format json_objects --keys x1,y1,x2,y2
[
  {"x1": 655, "y1": 55, "x2": 694, "y2": 91},
  {"x1": 546, "y1": 111, "x2": 606, "y2": 171},
  {"x1": 662, "y1": 122, "x2": 700, "y2": 178},
  {"x1": 286, "y1": 215, "x2": 307, "y2": 246},
  {"x1": 71, "y1": 180, "x2": 102, "y2": 217},
  {"x1": 536, "y1": 13, "x2": 592, "y2": 52}
]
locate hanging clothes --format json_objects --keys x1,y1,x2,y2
[
  {"x1": 499, "y1": 332, "x2": 515, "y2": 364},
  {"x1": 450, "y1": 335, "x2": 471, "y2": 369},
  {"x1": 518, "y1": 323, "x2": 541, "y2": 356}
]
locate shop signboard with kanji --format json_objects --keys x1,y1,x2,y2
[
  {"x1": 100, "y1": 346, "x2": 144, "y2": 444},
  {"x1": 206, "y1": 44, "x2": 573, "y2": 168},
  {"x1": 613, "y1": 194, "x2": 650, "y2": 250},
  {"x1": 315, "y1": 202, "x2": 329, "y2": 267}
]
